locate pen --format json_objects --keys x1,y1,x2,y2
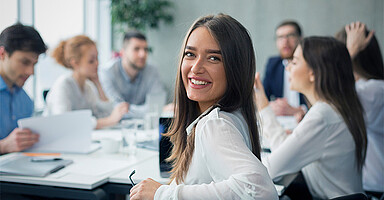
[{"x1": 30, "y1": 157, "x2": 63, "y2": 162}]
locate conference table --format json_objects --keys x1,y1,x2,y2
[{"x1": 0, "y1": 116, "x2": 297, "y2": 199}]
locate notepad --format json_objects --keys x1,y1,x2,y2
[{"x1": 0, "y1": 155, "x2": 73, "y2": 177}]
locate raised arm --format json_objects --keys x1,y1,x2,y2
[{"x1": 345, "y1": 21, "x2": 374, "y2": 59}]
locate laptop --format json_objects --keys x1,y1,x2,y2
[
  {"x1": 18, "y1": 110, "x2": 100, "y2": 154},
  {"x1": 159, "y1": 117, "x2": 173, "y2": 178}
]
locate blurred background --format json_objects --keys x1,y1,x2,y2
[{"x1": 1, "y1": 0, "x2": 383, "y2": 111}]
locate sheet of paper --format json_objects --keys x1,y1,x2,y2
[
  {"x1": 66, "y1": 158, "x2": 132, "y2": 177},
  {"x1": 18, "y1": 110, "x2": 93, "y2": 154}
]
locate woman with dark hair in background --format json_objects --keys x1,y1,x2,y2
[
  {"x1": 255, "y1": 37, "x2": 367, "y2": 199},
  {"x1": 129, "y1": 13, "x2": 278, "y2": 200},
  {"x1": 336, "y1": 21, "x2": 384, "y2": 199}
]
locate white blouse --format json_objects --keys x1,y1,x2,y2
[
  {"x1": 356, "y1": 79, "x2": 384, "y2": 192},
  {"x1": 261, "y1": 102, "x2": 363, "y2": 199},
  {"x1": 44, "y1": 74, "x2": 114, "y2": 120},
  {"x1": 155, "y1": 107, "x2": 278, "y2": 200}
]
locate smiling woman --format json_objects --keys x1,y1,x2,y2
[
  {"x1": 182, "y1": 27, "x2": 227, "y2": 112},
  {"x1": 129, "y1": 13, "x2": 278, "y2": 200}
]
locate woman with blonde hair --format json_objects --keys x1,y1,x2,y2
[{"x1": 44, "y1": 35, "x2": 128, "y2": 129}]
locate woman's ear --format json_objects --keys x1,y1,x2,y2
[
  {"x1": 69, "y1": 58, "x2": 78, "y2": 69},
  {"x1": 309, "y1": 70, "x2": 315, "y2": 82}
]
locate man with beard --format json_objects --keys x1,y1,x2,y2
[
  {"x1": 0, "y1": 23, "x2": 47, "y2": 154},
  {"x1": 263, "y1": 21, "x2": 307, "y2": 121},
  {"x1": 100, "y1": 31, "x2": 165, "y2": 117}
]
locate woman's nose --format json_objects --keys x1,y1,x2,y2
[{"x1": 191, "y1": 57, "x2": 205, "y2": 74}]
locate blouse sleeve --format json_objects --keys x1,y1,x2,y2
[
  {"x1": 45, "y1": 82, "x2": 72, "y2": 115},
  {"x1": 259, "y1": 106, "x2": 289, "y2": 150},
  {"x1": 154, "y1": 118, "x2": 278, "y2": 200},
  {"x1": 260, "y1": 106, "x2": 327, "y2": 180}
]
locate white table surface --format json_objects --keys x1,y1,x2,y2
[
  {"x1": 1, "y1": 128, "x2": 288, "y2": 195},
  {"x1": 0, "y1": 129, "x2": 158, "y2": 190},
  {"x1": 109, "y1": 154, "x2": 169, "y2": 185},
  {"x1": 110, "y1": 153, "x2": 285, "y2": 196}
]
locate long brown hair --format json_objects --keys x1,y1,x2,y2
[
  {"x1": 335, "y1": 27, "x2": 384, "y2": 80},
  {"x1": 301, "y1": 37, "x2": 367, "y2": 170},
  {"x1": 165, "y1": 14, "x2": 260, "y2": 184}
]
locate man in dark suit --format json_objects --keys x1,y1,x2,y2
[{"x1": 263, "y1": 21, "x2": 307, "y2": 120}]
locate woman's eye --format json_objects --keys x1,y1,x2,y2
[
  {"x1": 184, "y1": 52, "x2": 194, "y2": 57},
  {"x1": 209, "y1": 56, "x2": 221, "y2": 62}
]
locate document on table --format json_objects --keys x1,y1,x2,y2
[
  {"x1": 0, "y1": 154, "x2": 73, "y2": 177},
  {"x1": 18, "y1": 110, "x2": 96, "y2": 154},
  {"x1": 66, "y1": 158, "x2": 131, "y2": 177}
]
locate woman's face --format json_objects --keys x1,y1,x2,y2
[
  {"x1": 182, "y1": 27, "x2": 227, "y2": 112},
  {"x1": 286, "y1": 45, "x2": 314, "y2": 95},
  {"x1": 77, "y1": 44, "x2": 99, "y2": 79}
]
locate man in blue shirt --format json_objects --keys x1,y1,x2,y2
[
  {"x1": 99, "y1": 31, "x2": 165, "y2": 117},
  {"x1": 0, "y1": 23, "x2": 47, "y2": 154}
]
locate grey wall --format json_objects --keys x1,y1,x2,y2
[{"x1": 142, "y1": 0, "x2": 383, "y2": 101}]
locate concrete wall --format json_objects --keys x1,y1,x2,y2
[{"x1": 140, "y1": 0, "x2": 383, "y2": 101}]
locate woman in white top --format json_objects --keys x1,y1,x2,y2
[
  {"x1": 129, "y1": 14, "x2": 278, "y2": 200},
  {"x1": 254, "y1": 37, "x2": 367, "y2": 199},
  {"x1": 45, "y1": 35, "x2": 129, "y2": 129},
  {"x1": 336, "y1": 22, "x2": 384, "y2": 197}
]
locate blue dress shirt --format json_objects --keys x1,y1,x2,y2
[{"x1": 0, "y1": 75, "x2": 34, "y2": 139}]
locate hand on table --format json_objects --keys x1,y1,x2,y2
[{"x1": 130, "y1": 178, "x2": 162, "y2": 200}]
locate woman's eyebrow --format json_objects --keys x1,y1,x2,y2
[
  {"x1": 185, "y1": 46, "x2": 221, "y2": 54},
  {"x1": 206, "y1": 49, "x2": 221, "y2": 54}
]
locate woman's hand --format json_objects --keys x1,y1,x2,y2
[
  {"x1": 254, "y1": 72, "x2": 269, "y2": 110},
  {"x1": 89, "y1": 73, "x2": 101, "y2": 85},
  {"x1": 130, "y1": 178, "x2": 162, "y2": 200},
  {"x1": 109, "y1": 102, "x2": 129, "y2": 124},
  {"x1": 345, "y1": 21, "x2": 374, "y2": 58}
]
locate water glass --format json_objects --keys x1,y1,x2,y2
[{"x1": 121, "y1": 120, "x2": 138, "y2": 155}]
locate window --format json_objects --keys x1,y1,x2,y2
[
  {"x1": 10, "y1": 0, "x2": 112, "y2": 111},
  {"x1": 0, "y1": 0, "x2": 17, "y2": 29}
]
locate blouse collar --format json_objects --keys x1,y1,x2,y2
[{"x1": 186, "y1": 106, "x2": 218, "y2": 135}]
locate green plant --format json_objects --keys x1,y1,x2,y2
[{"x1": 110, "y1": 0, "x2": 174, "y2": 31}]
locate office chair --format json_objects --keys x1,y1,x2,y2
[{"x1": 330, "y1": 193, "x2": 368, "y2": 200}]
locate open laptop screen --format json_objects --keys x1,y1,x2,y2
[{"x1": 159, "y1": 117, "x2": 173, "y2": 178}]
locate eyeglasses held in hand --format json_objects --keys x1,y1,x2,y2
[{"x1": 129, "y1": 170, "x2": 136, "y2": 186}]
